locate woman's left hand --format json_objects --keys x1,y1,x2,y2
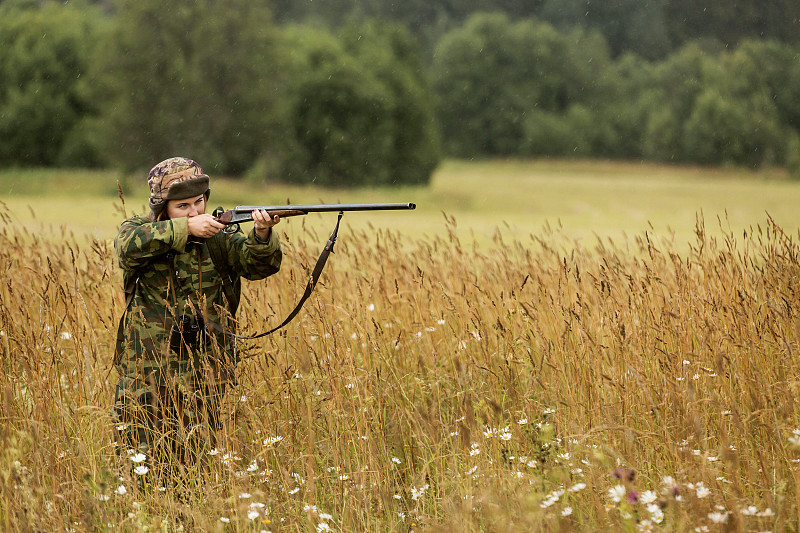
[{"x1": 253, "y1": 209, "x2": 280, "y2": 241}]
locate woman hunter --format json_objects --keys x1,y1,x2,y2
[{"x1": 112, "y1": 157, "x2": 282, "y2": 465}]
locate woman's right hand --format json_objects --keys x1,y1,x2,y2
[{"x1": 187, "y1": 214, "x2": 225, "y2": 239}]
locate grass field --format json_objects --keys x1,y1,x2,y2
[
  {"x1": 0, "y1": 159, "x2": 797, "y2": 249},
  {"x1": 1, "y1": 160, "x2": 800, "y2": 531}
]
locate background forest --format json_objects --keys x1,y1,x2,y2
[{"x1": 1, "y1": 0, "x2": 799, "y2": 185}]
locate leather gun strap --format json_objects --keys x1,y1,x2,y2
[{"x1": 207, "y1": 212, "x2": 343, "y2": 341}]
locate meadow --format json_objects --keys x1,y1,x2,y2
[{"x1": 1, "y1": 160, "x2": 800, "y2": 532}]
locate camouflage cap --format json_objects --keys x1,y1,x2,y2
[{"x1": 147, "y1": 157, "x2": 211, "y2": 219}]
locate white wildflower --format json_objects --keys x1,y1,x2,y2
[
  {"x1": 219, "y1": 517, "x2": 230, "y2": 523},
  {"x1": 263, "y1": 436, "x2": 284, "y2": 447},
  {"x1": 133, "y1": 465, "x2": 149, "y2": 476},
  {"x1": 410, "y1": 484, "x2": 429, "y2": 501},
  {"x1": 695, "y1": 482, "x2": 711, "y2": 498},
  {"x1": 248, "y1": 510, "x2": 260, "y2": 520},
  {"x1": 221, "y1": 452, "x2": 240, "y2": 463},
  {"x1": 562, "y1": 506, "x2": 573, "y2": 517},
  {"x1": 115, "y1": 485, "x2": 127, "y2": 496},
  {"x1": 367, "y1": 303, "x2": 375, "y2": 311},
  {"x1": 391, "y1": 457, "x2": 402, "y2": 464},
  {"x1": 129, "y1": 453, "x2": 146, "y2": 463},
  {"x1": 708, "y1": 511, "x2": 728, "y2": 524},
  {"x1": 640, "y1": 490, "x2": 657, "y2": 504},
  {"x1": 608, "y1": 484, "x2": 626, "y2": 503},
  {"x1": 568, "y1": 483, "x2": 586, "y2": 492}
]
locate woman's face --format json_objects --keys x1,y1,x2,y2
[{"x1": 165, "y1": 194, "x2": 206, "y2": 219}]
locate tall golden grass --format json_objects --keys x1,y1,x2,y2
[{"x1": 0, "y1": 206, "x2": 798, "y2": 532}]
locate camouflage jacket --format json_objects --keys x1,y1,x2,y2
[{"x1": 114, "y1": 215, "x2": 282, "y2": 384}]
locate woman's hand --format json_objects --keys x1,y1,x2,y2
[
  {"x1": 187, "y1": 213, "x2": 225, "y2": 239},
  {"x1": 253, "y1": 209, "x2": 280, "y2": 241}
]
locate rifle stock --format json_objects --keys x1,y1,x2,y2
[{"x1": 216, "y1": 202, "x2": 416, "y2": 226}]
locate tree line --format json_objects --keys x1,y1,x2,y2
[{"x1": 1, "y1": 0, "x2": 799, "y2": 185}]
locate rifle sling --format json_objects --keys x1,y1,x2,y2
[{"x1": 206, "y1": 211, "x2": 343, "y2": 340}]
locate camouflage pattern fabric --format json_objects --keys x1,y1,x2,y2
[
  {"x1": 146, "y1": 157, "x2": 209, "y2": 221},
  {"x1": 113, "y1": 214, "x2": 282, "y2": 462},
  {"x1": 147, "y1": 157, "x2": 203, "y2": 203}
]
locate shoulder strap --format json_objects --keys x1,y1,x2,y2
[
  {"x1": 206, "y1": 211, "x2": 343, "y2": 343},
  {"x1": 208, "y1": 209, "x2": 241, "y2": 317}
]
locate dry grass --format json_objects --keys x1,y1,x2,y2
[{"x1": 1, "y1": 201, "x2": 799, "y2": 532}]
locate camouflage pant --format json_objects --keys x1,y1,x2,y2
[{"x1": 113, "y1": 373, "x2": 227, "y2": 465}]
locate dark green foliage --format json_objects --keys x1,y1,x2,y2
[
  {"x1": 433, "y1": 13, "x2": 611, "y2": 157},
  {"x1": 433, "y1": 13, "x2": 800, "y2": 170},
  {"x1": 278, "y1": 22, "x2": 439, "y2": 187},
  {"x1": 2, "y1": 0, "x2": 800, "y2": 176},
  {"x1": 88, "y1": 0, "x2": 287, "y2": 174},
  {"x1": 0, "y1": 2, "x2": 104, "y2": 167},
  {"x1": 278, "y1": 28, "x2": 394, "y2": 187},
  {"x1": 540, "y1": 0, "x2": 671, "y2": 60},
  {"x1": 339, "y1": 21, "x2": 441, "y2": 185},
  {"x1": 664, "y1": 0, "x2": 800, "y2": 50}
]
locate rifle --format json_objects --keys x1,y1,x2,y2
[
  {"x1": 215, "y1": 202, "x2": 416, "y2": 230},
  {"x1": 208, "y1": 201, "x2": 416, "y2": 342}
]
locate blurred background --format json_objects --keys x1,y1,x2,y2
[{"x1": 0, "y1": 0, "x2": 799, "y2": 245}]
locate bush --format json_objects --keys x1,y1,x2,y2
[
  {"x1": 88, "y1": 0, "x2": 288, "y2": 174},
  {"x1": 433, "y1": 12, "x2": 611, "y2": 157},
  {"x1": 277, "y1": 23, "x2": 440, "y2": 187},
  {"x1": 0, "y1": 2, "x2": 104, "y2": 167}
]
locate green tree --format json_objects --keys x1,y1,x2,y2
[
  {"x1": 277, "y1": 22, "x2": 439, "y2": 187},
  {"x1": 278, "y1": 27, "x2": 394, "y2": 187},
  {"x1": 0, "y1": 1, "x2": 104, "y2": 167},
  {"x1": 339, "y1": 20, "x2": 440, "y2": 185},
  {"x1": 682, "y1": 88, "x2": 784, "y2": 167},
  {"x1": 433, "y1": 12, "x2": 611, "y2": 157},
  {"x1": 538, "y1": 0, "x2": 671, "y2": 60},
  {"x1": 642, "y1": 43, "x2": 711, "y2": 162},
  {"x1": 91, "y1": 0, "x2": 288, "y2": 174},
  {"x1": 664, "y1": 0, "x2": 800, "y2": 50}
]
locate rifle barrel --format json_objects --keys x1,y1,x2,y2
[
  {"x1": 234, "y1": 203, "x2": 415, "y2": 213},
  {"x1": 221, "y1": 202, "x2": 416, "y2": 225}
]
